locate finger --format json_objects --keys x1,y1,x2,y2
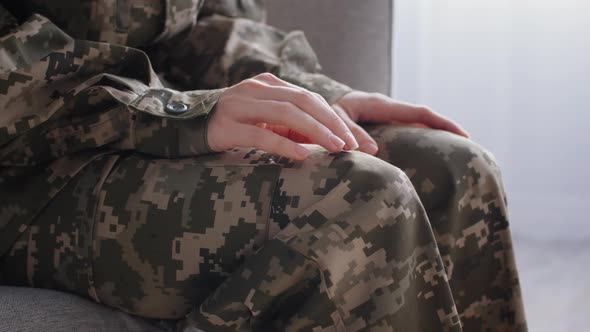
[
  {"x1": 229, "y1": 98, "x2": 346, "y2": 152},
  {"x1": 240, "y1": 76, "x2": 358, "y2": 148},
  {"x1": 266, "y1": 124, "x2": 291, "y2": 138},
  {"x1": 334, "y1": 104, "x2": 378, "y2": 155},
  {"x1": 233, "y1": 124, "x2": 310, "y2": 160},
  {"x1": 362, "y1": 97, "x2": 470, "y2": 138},
  {"x1": 262, "y1": 124, "x2": 314, "y2": 144},
  {"x1": 413, "y1": 108, "x2": 470, "y2": 138},
  {"x1": 257, "y1": 123, "x2": 294, "y2": 139},
  {"x1": 348, "y1": 121, "x2": 378, "y2": 155},
  {"x1": 254, "y1": 73, "x2": 334, "y2": 109},
  {"x1": 244, "y1": 82, "x2": 359, "y2": 150}
]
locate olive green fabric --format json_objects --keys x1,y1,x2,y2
[{"x1": 0, "y1": 1, "x2": 526, "y2": 331}]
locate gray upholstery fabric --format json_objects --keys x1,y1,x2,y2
[
  {"x1": 0, "y1": 287, "x2": 173, "y2": 332},
  {"x1": 267, "y1": 0, "x2": 393, "y2": 94}
]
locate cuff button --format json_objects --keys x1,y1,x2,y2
[{"x1": 165, "y1": 101, "x2": 188, "y2": 114}]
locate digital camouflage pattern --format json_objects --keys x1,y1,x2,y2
[
  {"x1": 0, "y1": 0, "x2": 350, "y2": 258},
  {"x1": 0, "y1": 1, "x2": 526, "y2": 331}
]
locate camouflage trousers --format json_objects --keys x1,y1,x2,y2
[{"x1": 1, "y1": 125, "x2": 526, "y2": 331}]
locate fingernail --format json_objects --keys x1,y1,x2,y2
[
  {"x1": 344, "y1": 132, "x2": 359, "y2": 150},
  {"x1": 294, "y1": 144, "x2": 310, "y2": 159},
  {"x1": 329, "y1": 134, "x2": 346, "y2": 150},
  {"x1": 363, "y1": 142, "x2": 379, "y2": 155}
]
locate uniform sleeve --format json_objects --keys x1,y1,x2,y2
[
  {"x1": 0, "y1": 5, "x2": 225, "y2": 167},
  {"x1": 0, "y1": 0, "x2": 200, "y2": 48},
  {"x1": 151, "y1": 1, "x2": 353, "y2": 105},
  {"x1": 199, "y1": 0, "x2": 267, "y2": 22}
]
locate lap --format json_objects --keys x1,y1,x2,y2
[
  {"x1": 94, "y1": 149, "x2": 294, "y2": 317},
  {"x1": 3, "y1": 125, "x2": 512, "y2": 326},
  {"x1": 95, "y1": 145, "x2": 421, "y2": 318},
  {"x1": 12, "y1": 145, "x2": 409, "y2": 319}
]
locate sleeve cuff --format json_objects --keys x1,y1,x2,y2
[{"x1": 132, "y1": 87, "x2": 226, "y2": 157}]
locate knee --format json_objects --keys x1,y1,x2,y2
[
  {"x1": 372, "y1": 126, "x2": 507, "y2": 209},
  {"x1": 426, "y1": 133, "x2": 508, "y2": 215},
  {"x1": 448, "y1": 137, "x2": 505, "y2": 193},
  {"x1": 370, "y1": 126, "x2": 504, "y2": 184},
  {"x1": 437, "y1": 133, "x2": 502, "y2": 180},
  {"x1": 279, "y1": 149, "x2": 432, "y2": 243},
  {"x1": 271, "y1": 148, "x2": 424, "y2": 235},
  {"x1": 329, "y1": 150, "x2": 421, "y2": 207}
]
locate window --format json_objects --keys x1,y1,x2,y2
[{"x1": 394, "y1": 1, "x2": 590, "y2": 330}]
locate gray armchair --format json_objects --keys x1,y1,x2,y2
[
  {"x1": 0, "y1": 1, "x2": 393, "y2": 330},
  {"x1": 267, "y1": 0, "x2": 392, "y2": 95}
]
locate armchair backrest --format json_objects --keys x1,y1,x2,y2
[{"x1": 267, "y1": 0, "x2": 393, "y2": 95}]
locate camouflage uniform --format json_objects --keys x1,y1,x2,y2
[{"x1": 0, "y1": 1, "x2": 526, "y2": 331}]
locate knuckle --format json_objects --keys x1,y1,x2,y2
[
  {"x1": 419, "y1": 105, "x2": 433, "y2": 113},
  {"x1": 327, "y1": 109, "x2": 344, "y2": 125},
  {"x1": 250, "y1": 130, "x2": 267, "y2": 145},
  {"x1": 329, "y1": 108, "x2": 341, "y2": 119},
  {"x1": 255, "y1": 72, "x2": 277, "y2": 81},
  {"x1": 417, "y1": 106, "x2": 433, "y2": 119},
  {"x1": 234, "y1": 79, "x2": 249, "y2": 88},
  {"x1": 309, "y1": 120, "x2": 325, "y2": 135},
  {"x1": 303, "y1": 90, "x2": 317, "y2": 102},
  {"x1": 296, "y1": 89, "x2": 317, "y2": 105},
  {"x1": 240, "y1": 78, "x2": 265, "y2": 90},
  {"x1": 313, "y1": 92, "x2": 326, "y2": 102},
  {"x1": 350, "y1": 125, "x2": 365, "y2": 136},
  {"x1": 294, "y1": 89, "x2": 311, "y2": 101},
  {"x1": 369, "y1": 92, "x2": 384, "y2": 103},
  {"x1": 277, "y1": 102, "x2": 297, "y2": 114}
]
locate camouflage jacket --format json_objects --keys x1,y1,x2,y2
[{"x1": 0, "y1": 0, "x2": 351, "y2": 257}]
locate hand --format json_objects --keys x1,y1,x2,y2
[
  {"x1": 333, "y1": 91, "x2": 470, "y2": 155},
  {"x1": 207, "y1": 73, "x2": 359, "y2": 160}
]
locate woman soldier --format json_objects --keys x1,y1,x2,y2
[{"x1": 0, "y1": 1, "x2": 526, "y2": 331}]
